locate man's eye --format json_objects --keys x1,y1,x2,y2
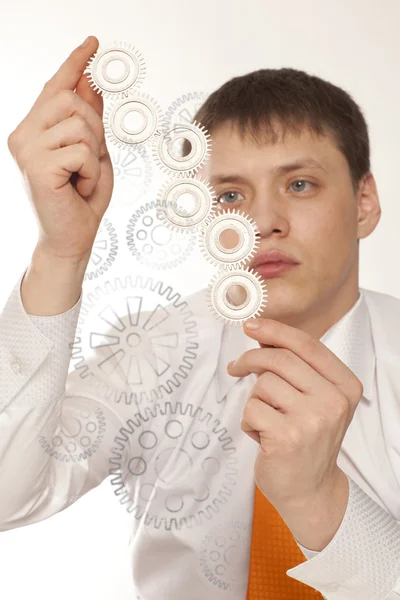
[
  {"x1": 217, "y1": 191, "x2": 245, "y2": 204},
  {"x1": 289, "y1": 180, "x2": 315, "y2": 193}
]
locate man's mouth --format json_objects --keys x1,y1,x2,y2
[
  {"x1": 249, "y1": 249, "x2": 300, "y2": 277},
  {"x1": 253, "y1": 261, "x2": 298, "y2": 278}
]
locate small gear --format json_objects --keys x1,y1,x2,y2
[
  {"x1": 126, "y1": 200, "x2": 197, "y2": 270},
  {"x1": 155, "y1": 176, "x2": 218, "y2": 233},
  {"x1": 84, "y1": 40, "x2": 146, "y2": 99},
  {"x1": 207, "y1": 267, "x2": 268, "y2": 326},
  {"x1": 199, "y1": 209, "x2": 260, "y2": 269},
  {"x1": 152, "y1": 120, "x2": 211, "y2": 177},
  {"x1": 104, "y1": 92, "x2": 164, "y2": 150}
]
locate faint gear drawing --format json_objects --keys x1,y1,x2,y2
[
  {"x1": 156, "y1": 176, "x2": 218, "y2": 233},
  {"x1": 83, "y1": 216, "x2": 118, "y2": 282},
  {"x1": 109, "y1": 402, "x2": 238, "y2": 529},
  {"x1": 200, "y1": 209, "x2": 260, "y2": 269},
  {"x1": 207, "y1": 267, "x2": 268, "y2": 326},
  {"x1": 109, "y1": 144, "x2": 153, "y2": 208},
  {"x1": 126, "y1": 200, "x2": 197, "y2": 270},
  {"x1": 152, "y1": 120, "x2": 211, "y2": 177},
  {"x1": 69, "y1": 275, "x2": 199, "y2": 407},
  {"x1": 104, "y1": 92, "x2": 164, "y2": 150},
  {"x1": 164, "y1": 91, "x2": 209, "y2": 130},
  {"x1": 37, "y1": 395, "x2": 106, "y2": 462},
  {"x1": 85, "y1": 40, "x2": 146, "y2": 99},
  {"x1": 199, "y1": 521, "x2": 252, "y2": 594}
]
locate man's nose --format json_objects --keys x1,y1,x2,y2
[{"x1": 249, "y1": 192, "x2": 289, "y2": 238}]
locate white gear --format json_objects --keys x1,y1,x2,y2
[
  {"x1": 152, "y1": 120, "x2": 211, "y2": 177},
  {"x1": 200, "y1": 209, "x2": 260, "y2": 269},
  {"x1": 155, "y1": 176, "x2": 218, "y2": 233},
  {"x1": 207, "y1": 267, "x2": 268, "y2": 326},
  {"x1": 104, "y1": 92, "x2": 164, "y2": 150},
  {"x1": 85, "y1": 40, "x2": 146, "y2": 99}
]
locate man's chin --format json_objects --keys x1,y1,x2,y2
[{"x1": 255, "y1": 279, "x2": 303, "y2": 321}]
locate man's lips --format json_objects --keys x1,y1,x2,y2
[
  {"x1": 249, "y1": 250, "x2": 299, "y2": 278},
  {"x1": 253, "y1": 261, "x2": 298, "y2": 277}
]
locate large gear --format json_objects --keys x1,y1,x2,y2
[
  {"x1": 152, "y1": 120, "x2": 211, "y2": 177},
  {"x1": 85, "y1": 40, "x2": 146, "y2": 99},
  {"x1": 104, "y1": 92, "x2": 164, "y2": 150},
  {"x1": 200, "y1": 209, "x2": 260, "y2": 269},
  {"x1": 155, "y1": 176, "x2": 218, "y2": 233},
  {"x1": 69, "y1": 274, "x2": 199, "y2": 406},
  {"x1": 207, "y1": 267, "x2": 268, "y2": 326},
  {"x1": 109, "y1": 401, "x2": 238, "y2": 528}
]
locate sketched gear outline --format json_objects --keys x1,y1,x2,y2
[
  {"x1": 207, "y1": 267, "x2": 268, "y2": 326},
  {"x1": 83, "y1": 216, "x2": 118, "y2": 282},
  {"x1": 69, "y1": 274, "x2": 199, "y2": 407},
  {"x1": 109, "y1": 401, "x2": 238, "y2": 529},
  {"x1": 199, "y1": 520, "x2": 252, "y2": 594},
  {"x1": 164, "y1": 91, "x2": 209, "y2": 130},
  {"x1": 104, "y1": 92, "x2": 165, "y2": 151},
  {"x1": 37, "y1": 394, "x2": 106, "y2": 463},
  {"x1": 126, "y1": 199, "x2": 197, "y2": 270},
  {"x1": 84, "y1": 40, "x2": 146, "y2": 99},
  {"x1": 152, "y1": 120, "x2": 211, "y2": 178},
  {"x1": 156, "y1": 176, "x2": 218, "y2": 233},
  {"x1": 109, "y1": 144, "x2": 153, "y2": 208},
  {"x1": 199, "y1": 209, "x2": 260, "y2": 269}
]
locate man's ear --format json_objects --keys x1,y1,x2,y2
[{"x1": 357, "y1": 172, "x2": 381, "y2": 240}]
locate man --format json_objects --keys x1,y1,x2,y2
[{"x1": 1, "y1": 36, "x2": 400, "y2": 599}]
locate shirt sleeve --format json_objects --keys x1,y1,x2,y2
[
  {"x1": 286, "y1": 472, "x2": 400, "y2": 599},
  {"x1": 0, "y1": 268, "x2": 124, "y2": 530}
]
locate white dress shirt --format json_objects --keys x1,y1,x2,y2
[{"x1": 1, "y1": 267, "x2": 400, "y2": 599}]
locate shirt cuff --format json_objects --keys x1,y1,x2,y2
[
  {"x1": 0, "y1": 268, "x2": 82, "y2": 409},
  {"x1": 286, "y1": 473, "x2": 400, "y2": 599}
]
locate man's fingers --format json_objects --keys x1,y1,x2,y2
[
  {"x1": 241, "y1": 395, "x2": 285, "y2": 443},
  {"x1": 228, "y1": 347, "x2": 323, "y2": 394},
  {"x1": 41, "y1": 36, "x2": 99, "y2": 100},
  {"x1": 242, "y1": 319, "x2": 361, "y2": 401}
]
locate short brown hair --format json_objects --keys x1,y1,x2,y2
[{"x1": 185, "y1": 68, "x2": 370, "y2": 192}]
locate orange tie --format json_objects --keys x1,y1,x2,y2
[{"x1": 246, "y1": 484, "x2": 324, "y2": 599}]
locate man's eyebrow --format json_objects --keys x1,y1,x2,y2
[
  {"x1": 209, "y1": 174, "x2": 250, "y2": 186},
  {"x1": 274, "y1": 158, "x2": 328, "y2": 175},
  {"x1": 209, "y1": 158, "x2": 328, "y2": 186}
]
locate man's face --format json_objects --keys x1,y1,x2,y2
[{"x1": 200, "y1": 120, "x2": 366, "y2": 324}]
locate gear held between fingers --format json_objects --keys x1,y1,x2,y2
[
  {"x1": 207, "y1": 267, "x2": 268, "y2": 326},
  {"x1": 85, "y1": 40, "x2": 146, "y2": 99}
]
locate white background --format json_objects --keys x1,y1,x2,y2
[{"x1": 1, "y1": 0, "x2": 400, "y2": 598}]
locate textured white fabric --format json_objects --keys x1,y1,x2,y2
[{"x1": 1, "y1": 266, "x2": 400, "y2": 599}]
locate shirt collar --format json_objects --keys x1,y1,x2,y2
[
  {"x1": 319, "y1": 291, "x2": 375, "y2": 402},
  {"x1": 216, "y1": 290, "x2": 376, "y2": 403}
]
